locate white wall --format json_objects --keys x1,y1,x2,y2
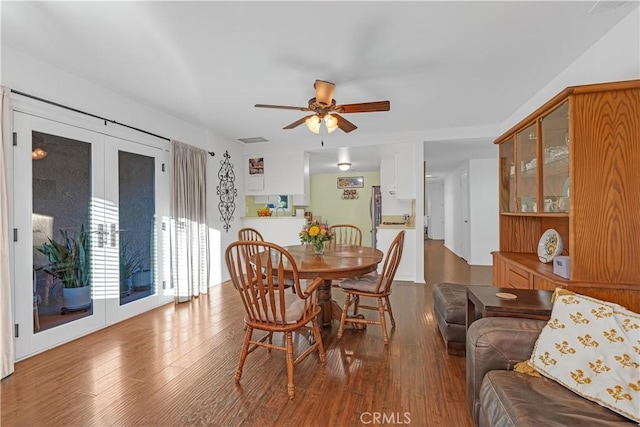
[
  {"x1": 502, "y1": 10, "x2": 640, "y2": 132},
  {"x1": 442, "y1": 13, "x2": 638, "y2": 266},
  {"x1": 1, "y1": 46, "x2": 243, "y2": 285},
  {"x1": 468, "y1": 158, "x2": 498, "y2": 265}
]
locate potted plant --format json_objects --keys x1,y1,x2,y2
[
  {"x1": 119, "y1": 237, "x2": 143, "y2": 296},
  {"x1": 38, "y1": 224, "x2": 91, "y2": 312}
]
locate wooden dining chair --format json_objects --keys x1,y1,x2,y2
[
  {"x1": 238, "y1": 227, "x2": 263, "y2": 243},
  {"x1": 337, "y1": 230, "x2": 405, "y2": 345},
  {"x1": 238, "y1": 227, "x2": 295, "y2": 292},
  {"x1": 225, "y1": 240, "x2": 326, "y2": 399},
  {"x1": 329, "y1": 224, "x2": 363, "y2": 246}
]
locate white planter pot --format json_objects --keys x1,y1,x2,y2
[
  {"x1": 62, "y1": 286, "x2": 91, "y2": 311},
  {"x1": 132, "y1": 270, "x2": 152, "y2": 291}
]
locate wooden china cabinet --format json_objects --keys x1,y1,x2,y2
[{"x1": 492, "y1": 80, "x2": 640, "y2": 312}]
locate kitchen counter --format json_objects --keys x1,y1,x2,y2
[
  {"x1": 377, "y1": 223, "x2": 414, "y2": 230},
  {"x1": 240, "y1": 216, "x2": 302, "y2": 220},
  {"x1": 241, "y1": 217, "x2": 306, "y2": 246},
  {"x1": 376, "y1": 227, "x2": 417, "y2": 281},
  {"x1": 379, "y1": 213, "x2": 415, "y2": 230}
]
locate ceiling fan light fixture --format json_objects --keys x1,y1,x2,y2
[
  {"x1": 324, "y1": 114, "x2": 338, "y2": 133},
  {"x1": 305, "y1": 115, "x2": 321, "y2": 133},
  {"x1": 338, "y1": 162, "x2": 351, "y2": 171}
]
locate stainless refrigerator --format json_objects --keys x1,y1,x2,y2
[{"x1": 370, "y1": 185, "x2": 382, "y2": 249}]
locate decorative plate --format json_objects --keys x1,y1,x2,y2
[
  {"x1": 496, "y1": 292, "x2": 517, "y2": 300},
  {"x1": 538, "y1": 229, "x2": 563, "y2": 263}
]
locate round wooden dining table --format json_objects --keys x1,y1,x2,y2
[{"x1": 278, "y1": 244, "x2": 383, "y2": 326}]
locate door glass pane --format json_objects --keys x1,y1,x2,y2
[
  {"x1": 516, "y1": 123, "x2": 538, "y2": 213},
  {"x1": 118, "y1": 151, "x2": 156, "y2": 305},
  {"x1": 542, "y1": 102, "x2": 569, "y2": 212},
  {"x1": 32, "y1": 131, "x2": 93, "y2": 332}
]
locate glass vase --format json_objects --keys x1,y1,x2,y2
[{"x1": 312, "y1": 241, "x2": 325, "y2": 255}]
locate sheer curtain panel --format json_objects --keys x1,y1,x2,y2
[
  {"x1": 1, "y1": 87, "x2": 15, "y2": 378},
  {"x1": 170, "y1": 140, "x2": 210, "y2": 303}
]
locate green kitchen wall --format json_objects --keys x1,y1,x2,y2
[{"x1": 309, "y1": 171, "x2": 380, "y2": 247}]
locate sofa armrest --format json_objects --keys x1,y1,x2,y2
[{"x1": 465, "y1": 317, "x2": 547, "y2": 426}]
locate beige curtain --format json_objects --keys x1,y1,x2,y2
[
  {"x1": 170, "y1": 140, "x2": 210, "y2": 302},
  {"x1": 1, "y1": 87, "x2": 15, "y2": 378}
]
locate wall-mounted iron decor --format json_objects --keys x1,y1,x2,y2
[
  {"x1": 217, "y1": 150, "x2": 237, "y2": 232},
  {"x1": 341, "y1": 189, "x2": 359, "y2": 200}
]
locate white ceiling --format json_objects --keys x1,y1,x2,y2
[{"x1": 2, "y1": 1, "x2": 637, "y2": 176}]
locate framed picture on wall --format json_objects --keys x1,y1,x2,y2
[
  {"x1": 337, "y1": 176, "x2": 364, "y2": 189},
  {"x1": 249, "y1": 157, "x2": 264, "y2": 175}
]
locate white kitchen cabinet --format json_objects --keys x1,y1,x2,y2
[
  {"x1": 245, "y1": 150, "x2": 309, "y2": 196},
  {"x1": 394, "y1": 143, "x2": 415, "y2": 199},
  {"x1": 380, "y1": 143, "x2": 416, "y2": 202},
  {"x1": 292, "y1": 193, "x2": 309, "y2": 205},
  {"x1": 380, "y1": 158, "x2": 396, "y2": 195},
  {"x1": 376, "y1": 228, "x2": 416, "y2": 282},
  {"x1": 381, "y1": 159, "x2": 404, "y2": 215}
]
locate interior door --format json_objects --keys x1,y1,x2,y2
[
  {"x1": 103, "y1": 135, "x2": 171, "y2": 324},
  {"x1": 12, "y1": 112, "x2": 170, "y2": 359},
  {"x1": 13, "y1": 112, "x2": 107, "y2": 359},
  {"x1": 427, "y1": 180, "x2": 445, "y2": 240}
]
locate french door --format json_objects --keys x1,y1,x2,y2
[{"x1": 12, "y1": 111, "x2": 170, "y2": 359}]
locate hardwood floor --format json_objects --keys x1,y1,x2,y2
[{"x1": 1, "y1": 240, "x2": 492, "y2": 427}]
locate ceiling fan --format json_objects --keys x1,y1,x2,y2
[{"x1": 255, "y1": 80, "x2": 390, "y2": 134}]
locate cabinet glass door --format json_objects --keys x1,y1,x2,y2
[
  {"x1": 541, "y1": 102, "x2": 569, "y2": 213},
  {"x1": 499, "y1": 137, "x2": 516, "y2": 212},
  {"x1": 516, "y1": 123, "x2": 538, "y2": 213}
]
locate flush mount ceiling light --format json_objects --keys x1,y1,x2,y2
[
  {"x1": 32, "y1": 147, "x2": 47, "y2": 160},
  {"x1": 338, "y1": 162, "x2": 351, "y2": 171}
]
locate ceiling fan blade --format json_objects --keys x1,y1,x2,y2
[
  {"x1": 333, "y1": 114, "x2": 358, "y2": 133},
  {"x1": 336, "y1": 101, "x2": 390, "y2": 114},
  {"x1": 314, "y1": 80, "x2": 336, "y2": 106},
  {"x1": 283, "y1": 115, "x2": 312, "y2": 130},
  {"x1": 255, "y1": 104, "x2": 309, "y2": 111}
]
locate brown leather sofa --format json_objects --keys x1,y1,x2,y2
[{"x1": 466, "y1": 317, "x2": 635, "y2": 427}]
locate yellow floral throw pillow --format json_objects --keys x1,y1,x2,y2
[{"x1": 518, "y1": 289, "x2": 640, "y2": 422}]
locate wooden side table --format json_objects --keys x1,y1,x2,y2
[{"x1": 466, "y1": 286, "x2": 553, "y2": 330}]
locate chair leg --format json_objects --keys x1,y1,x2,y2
[
  {"x1": 311, "y1": 317, "x2": 326, "y2": 363},
  {"x1": 385, "y1": 296, "x2": 396, "y2": 328},
  {"x1": 285, "y1": 331, "x2": 295, "y2": 399},
  {"x1": 378, "y1": 298, "x2": 389, "y2": 345},
  {"x1": 353, "y1": 295, "x2": 360, "y2": 315},
  {"x1": 337, "y1": 293, "x2": 351, "y2": 340},
  {"x1": 236, "y1": 326, "x2": 253, "y2": 383}
]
